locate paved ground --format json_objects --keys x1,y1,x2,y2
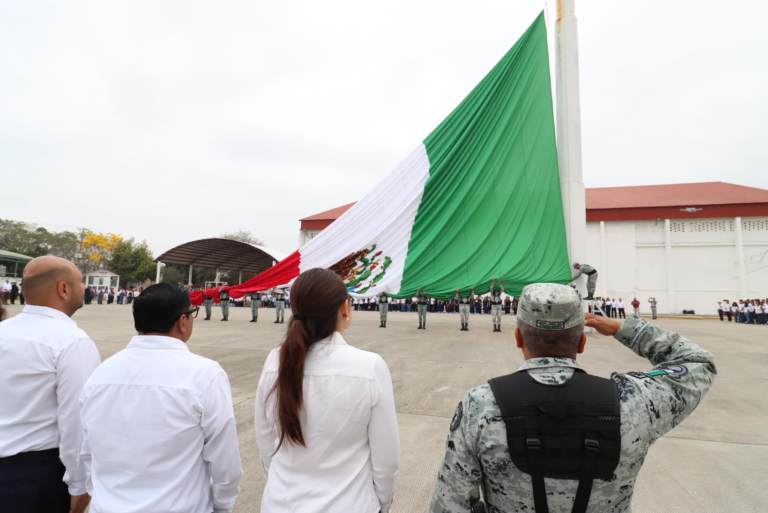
[{"x1": 5, "y1": 303, "x2": 766, "y2": 512}]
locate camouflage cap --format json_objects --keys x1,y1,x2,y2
[{"x1": 518, "y1": 283, "x2": 584, "y2": 330}]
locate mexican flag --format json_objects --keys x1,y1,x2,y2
[{"x1": 193, "y1": 12, "x2": 570, "y2": 304}]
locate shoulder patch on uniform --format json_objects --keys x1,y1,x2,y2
[
  {"x1": 450, "y1": 401, "x2": 463, "y2": 432},
  {"x1": 628, "y1": 364, "x2": 688, "y2": 380}
]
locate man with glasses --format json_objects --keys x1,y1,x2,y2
[{"x1": 79, "y1": 283, "x2": 243, "y2": 512}]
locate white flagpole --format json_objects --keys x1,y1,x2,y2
[{"x1": 555, "y1": 0, "x2": 588, "y2": 297}]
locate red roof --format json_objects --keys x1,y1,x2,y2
[
  {"x1": 300, "y1": 183, "x2": 768, "y2": 226},
  {"x1": 299, "y1": 202, "x2": 357, "y2": 222},
  {"x1": 586, "y1": 182, "x2": 768, "y2": 210}
]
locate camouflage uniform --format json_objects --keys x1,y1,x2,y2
[
  {"x1": 572, "y1": 263, "x2": 598, "y2": 298},
  {"x1": 218, "y1": 287, "x2": 230, "y2": 321},
  {"x1": 418, "y1": 291, "x2": 429, "y2": 328},
  {"x1": 649, "y1": 298, "x2": 658, "y2": 320},
  {"x1": 379, "y1": 293, "x2": 389, "y2": 325},
  {"x1": 203, "y1": 294, "x2": 213, "y2": 320},
  {"x1": 490, "y1": 283, "x2": 504, "y2": 331},
  {"x1": 430, "y1": 284, "x2": 716, "y2": 513},
  {"x1": 456, "y1": 292, "x2": 472, "y2": 330},
  {"x1": 250, "y1": 292, "x2": 261, "y2": 322},
  {"x1": 275, "y1": 290, "x2": 286, "y2": 323}
]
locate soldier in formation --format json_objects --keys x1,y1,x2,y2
[
  {"x1": 417, "y1": 287, "x2": 429, "y2": 330},
  {"x1": 218, "y1": 286, "x2": 230, "y2": 321},
  {"x1": 378, "y1": 291, "x2": 389, "y2": 328},
  {"x1": 649, "y1": 297, "x2": 658, "y2": 319},
  {"x1": 571, "y1": 262, "x2": 598, "y2": 300},
  {"x1": 249, "y1": 291, "x2": 262, "y2": 323},
  {"x1": 489, "y1": 278, "x2": 504, "y2": 332},
  {"x1": 455, "y1": 287, "x2": 474, "y2": 331},
  {"x1": 203, "y1": 291, "x2": 213, "y2": 320},
  {"x1": 274, "y1": 288, "x2": 287, "y2": 324},
  {"x1": 429, "y1": 282, "x2": 715, "y2": 513}
]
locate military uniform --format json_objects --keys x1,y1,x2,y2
[
  {"x1": 572, "y1": 263, "x2": 598, "y2": 299},
  {"x1": 250, "y1": 292, "x2": 261, "y2": 322},
  {"x1": 430, "y1": 285, "x2": 716, "y2": 513},
  {"x1": 218, "y1": 287, "x2": 230, "y2": 321},
  {"x1": 379, "y1": 293, "x2": 389, "y2": 328},
  {"x1": 417, "y1": 291, "x2": 429, "y2": 329},
  {"x1": 274, "y1": 290, "x2": 287, "y2": 323},
  {"x1": 649, "y1": 298, "x2": 658, "y2": 320},
  {"x1": 456, "y1": 291, "x2": 473, "y2": 331},
  {"x1": 490, "y1": 282, "x2": 504, "y2": 332},
  {"x1": 203, "y1": 293, "x2": 213, "y2": 320}
]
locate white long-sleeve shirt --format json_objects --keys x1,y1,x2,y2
[
  {"x1": 79, "y1": 335, "x2": 243, "y2": 513},
  {"x1": 255, "y1": 331, "x2": 400, "y2": 513},
  {"x1": 0, "y1": 305, "x2": 100, "y2": 495}
]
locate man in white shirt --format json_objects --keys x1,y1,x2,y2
[
  {"x1": 79, "y1": 283, "x2": 243, "y2": 513},
  {"x1": 0, "y1": 256, "x2": 100, "y2": 513},
  {"x1": 2, "y1": 279, "x2": 10, "y2": 304}
]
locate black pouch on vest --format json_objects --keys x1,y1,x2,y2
[{"x1": 488, "y1": 369, "x2": 621, "y2": 513}]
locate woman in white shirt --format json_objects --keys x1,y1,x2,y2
[{"x1": 255, "y1": 268, "x2": 400, "y2": 513}]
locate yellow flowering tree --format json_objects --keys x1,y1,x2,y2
[{"x1": 81, "y1": 232, "x2": 123, "y2": 269}]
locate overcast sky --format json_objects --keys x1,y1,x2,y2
[{"x1": 1, "y1": 0, "x2": 766, "y2": 257}]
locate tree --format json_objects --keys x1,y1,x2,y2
[
  {"x1": 0, "y1": 219, "x2": 80, "y2": 269},
  {"x1": 219, "y1": 230, "x2": 265, "y2": 246},
  {"x1": 108, "y1": 239, "x2": 156, "y2": 284},
  {"x1": 81, "y1": 231, "x2": 123, "y2": 270}
]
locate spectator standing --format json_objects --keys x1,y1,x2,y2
[
  {"x1": 429, "y1": 283, "x2": 715, "y2": 513},
  {"x1": 107, "y1": 288, "x2": 115, "y2": 305},
  {"x1": 617, "y1": 298, "x2": 626, "y2": 319},
  {"x1": 717, "y1": 302, "x2": 724, "y2": 322},
  {"x1": 0, "y1": 256, "x2": 100, "y2": 513},
  {"x1": 79, "y1": 284, "x2": 242, "y2": 512},
  {"x1": 2, "y1": 279, "x2": 10, "y2": 304},
  {"x1": 731, "y1": 302, "x2": 739, "y2": 323},
  {"x1": 97, "y1": 287, "x2": 104, "y2": 305},
  {"x1": 84, "y1": 286, "x2": 93, "y2": 305},
  {"x1": 18, "y1": 282, "x2": 24, "y2": 305},
  {"x1": 631, "y1": 298, "x2": 640, "y2": 316},
  {"x1": 10, "y1": 282, "x2": 18, "y2": 304},
  {"x1": 723, "y1": 300, "x2": 732, "y2": 322},
  {"x1": 118, "y1": 288, "x2": 125, "y2": 305},
  {"x1": 255, "y1": 269, "x2": 400, "y2": 513}
]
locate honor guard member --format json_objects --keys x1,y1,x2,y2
[
  {"x1": 490, "y1": 279, "x2": 504, "y2": 332},
  {"x1": 250, "y1": 291, "x2": 262, "y2": 323},
  {"x1": 571, "y1": 263, "x2": 598, "y2": 300},
  {"x1": 417, "y1": 287, "x2": 429, "y2": 330},
  {"x1": 203, "y1": 291, "x2": 213, "y2": 320},
  {"x1": 429, "y1": 282, "x2": 716, "y2": 513},
  {"x1": 455, "y1": 287, "x2": 475, "y2": 331},
  {"x1": 648, "y1": 297, "x2": 658, "y2": 320},
  {"x1": 274, "y1": 289, "x2": 287, "y2": 324},
  {"x1": 379, "y1": 292, "x2": 389, "y2": 328},
  {"x1": 218, "y1": 286, "x2": 230, "y2": 321}
]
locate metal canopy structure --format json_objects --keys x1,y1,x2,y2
[{"x1": 154, "y1": 238, "x2": 287, "y2": 275}]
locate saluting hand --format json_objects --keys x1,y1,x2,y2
[{"x1": 584, "y1": 313, "x2": 622, "y2": 337}]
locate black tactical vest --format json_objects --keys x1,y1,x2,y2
[
  {"x1": 460, "y1": 296, "x2": 471, "y2": 304},
  {"x1": 491, "y1": 291, "x2": 502, "y2": 305},
  {"x1": 380, "y1": 295, "x2": 388, "y2": 303},
  {"x1": 488, "y1": 368, "x2": 621, "y2": 513},
  {"x1": 418, "y1": 295, "x2": 428, "y2": 305}
]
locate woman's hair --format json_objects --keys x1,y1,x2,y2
[{"x1": 268, "y1": 268, "x2": 350, "y2": 452}]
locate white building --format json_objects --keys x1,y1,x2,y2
[
  {"x1": 298, "y1": 182, "x2": 768, "y2": 315},
  {"x1": 83, "y1": 268, "x2": 121, "y2": 290}
]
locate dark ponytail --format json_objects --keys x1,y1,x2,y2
[{"x1": 268, "y1": 268, "x2": 350, "y2": 452}]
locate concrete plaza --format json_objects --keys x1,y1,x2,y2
[{"x1": 5, "y1": 303, "x2": 766, "y2": 512}]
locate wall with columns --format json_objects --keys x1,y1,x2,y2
[{"x1": 584, "y1": 217, "x2": 768, "y2": 315}]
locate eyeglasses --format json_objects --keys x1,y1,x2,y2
[{"x1": 177, "y1": 306, "x2": 199, "y2": 320}]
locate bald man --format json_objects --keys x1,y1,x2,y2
[{"x1": 0, "y1": 256, "x2": 100, "y2": 513}]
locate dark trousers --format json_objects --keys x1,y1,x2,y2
[
  {"x1": 726, "y1": 311, "x2": 732, "y2": 322},
  {"x1": 718, "y1": 310, "x2": 724, "y2": 321},
  {"x1": 619, "y1": 308, "x2": 626, "y2": 319},
  {"x1": 0, "y1": 450, "x2": 70, "y2": 512}
]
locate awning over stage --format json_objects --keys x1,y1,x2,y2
[{"x1": 154, "y1": 238, "x2": 287, "y2": 274}]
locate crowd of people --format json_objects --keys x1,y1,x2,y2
[
  {"x1": 0, "y1": 256, "x2": 718, "y2": 513},
  {"x1": 718, "y1": 299, "x2": 768, "y2": 324},
  {"x1": 2, "y1": 279, "x2": 22, "y2": 305},
  {"x1": 352, "y1": 294, "x2": 520, "y2": 315},
  {"x1": 83, "y1": 286, "x2": 142, "y2": 305},
  {"x1": 586, "y1": 297, "x2": 628, "y2": 318}
]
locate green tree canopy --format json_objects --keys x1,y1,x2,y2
[{"x1": 108, "y1": 238, "x2": 156, "y2": 284}]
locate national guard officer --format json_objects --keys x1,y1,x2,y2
[
  {"x1": 417, "y1": 287, "x2": 429, "y2": 330},
  {"x1": 571, "y1": 263, "x2": 598, "y2": 300},
  {"x1": 274, "y1": 288, "x2": 287, "y2": 324},
  {"x1": 249, "y1": 291, "x2": 261, "y2": 323},
  {"x1": 218, "y1": 286, "x2": 230, "y2": 321},
  {"x1": 455, "y1": 287, "x2": 474, "y2": 331},
  {"x1": 489, "y1": 278, "x2": 504, "y2": 332},
  {"x1": 379, "y1": 292, "x2": 389, "y2": 328},
  {"x1": 429, "y1": 283, "x2": 716, "y2": 513},
  {"x1": 203, "y1": 291, "x2": 213, "y2": 320},
  {"x1": 649, "y1": 297, "x2": 658, "y2": 319}
]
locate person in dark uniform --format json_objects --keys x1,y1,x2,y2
[
  {"x1": 417, "y1": 288, "x2": 429, "y2": 330},
  {"x1": 218, "y1": 286, "x2": 230, "y2": 321},
  {"x1": 455, "y1": 287, "x2": 475, "y2": 331},
  {"x1": 379, "y1": 292, "x2": 389, "y2": 328},
  {"x1": 203, "y1": 292, "x2": 213, "y2": 320},
  {"x1": 489, "y1": 279, "x2": 504, "y2": 332}
]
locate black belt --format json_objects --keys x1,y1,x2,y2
[
  {"x1": 0, "y1": 448, "x2": 59, "y2": 465},
  {"x1": 585, "y1": 270, "x2": 597, "y2": 276}
]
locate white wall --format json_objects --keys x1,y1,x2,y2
[{"x1": 585, "y1": 217, "x2": 768, "y2": 315}]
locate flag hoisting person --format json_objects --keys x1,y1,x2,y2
[
  {"x1": 490, "y1": 279, "x2": 504, "y2": 332},
  {"x1": 571, "y1": 263, "x2": 598, "y2": 300}
]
